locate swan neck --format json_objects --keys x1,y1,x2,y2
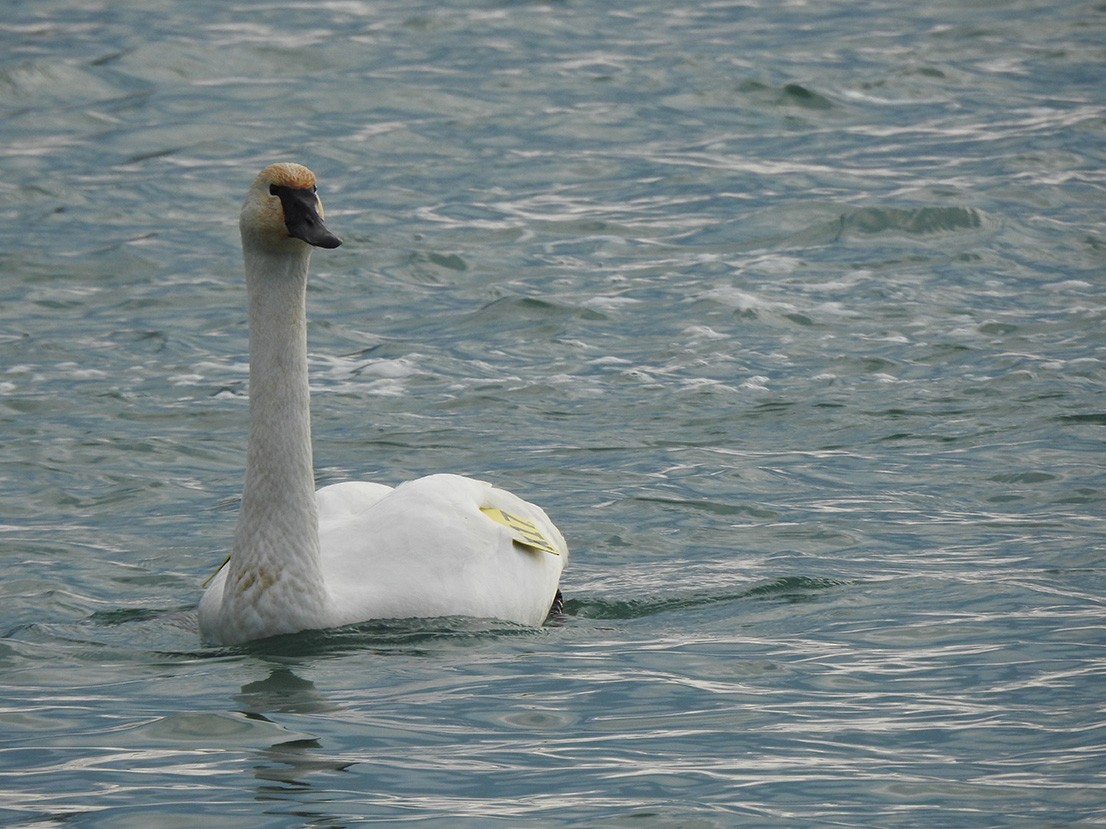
[{"x1": 228, "y1": 242, "x2": 327, "y2": 628}]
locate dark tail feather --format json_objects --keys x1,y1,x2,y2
[{"x1": 546, "y1": 589, "x2": 565, "y2": 624}]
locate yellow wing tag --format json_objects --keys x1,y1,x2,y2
[{"x1": 480, "y1": 507, "x2": 560, "y2": 555}]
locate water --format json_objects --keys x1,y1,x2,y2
[{"x1": 2, "y1": 0, "x2": 1104, "y2": 824}]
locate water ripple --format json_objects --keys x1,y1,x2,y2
[{"x1": 1, "y1": 0, "x2": 1104, "y2": 825}]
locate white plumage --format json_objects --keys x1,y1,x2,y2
[{"x1": 198, "y1": 163, "x2": 566, "y2": 645}]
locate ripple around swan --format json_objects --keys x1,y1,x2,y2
[{"x1": 564, "y1": 575, "x2": 855, "y2": 620}]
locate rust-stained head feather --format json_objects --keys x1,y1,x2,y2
[{"x1": 256, "y1": 162, "x2": 317, "y2": 192}]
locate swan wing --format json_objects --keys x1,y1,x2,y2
[
  {"x1": 316, "y1": 480, "x2": 394, "y2": 521},
  {"x1": 318, "y1": 473, "x2": 566, "y2": 627}
]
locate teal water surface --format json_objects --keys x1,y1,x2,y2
[{"x1": 1, "y1": 0, "x2": 1105, "y2": 825}]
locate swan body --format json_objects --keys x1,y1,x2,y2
[{"x1": 198, "y1": 163, "x2": 566, "y2": 645}]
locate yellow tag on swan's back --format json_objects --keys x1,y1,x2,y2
[{"x1": 480, "y1": 507, "x2": 560, "y2": 555}]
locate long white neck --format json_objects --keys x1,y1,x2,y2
[{"x1": 226, "y1": 241, "x2": 328, "y2": 635}]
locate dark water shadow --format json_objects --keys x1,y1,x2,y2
[
  {"x1": 563, "y1": 575, "x2": 856, "y2": 621},
  {"x1": 221, "y1": 616, "x2": 545, "y2": 662}
]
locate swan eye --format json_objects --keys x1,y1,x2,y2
[{"x1": 269, "y1": 184, "x2": 278, "y2": 196}]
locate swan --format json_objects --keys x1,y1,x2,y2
[{"x1": 197, "y1": 162, "x2": 567, "y2": 645}]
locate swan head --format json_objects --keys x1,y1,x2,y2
[{"x1": 240, "y1": 162, "x2": 342, "y2": 252}]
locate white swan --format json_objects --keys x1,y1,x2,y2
[{"x1": 197, "y1": 162, "x2": 567, "y2": 645}]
